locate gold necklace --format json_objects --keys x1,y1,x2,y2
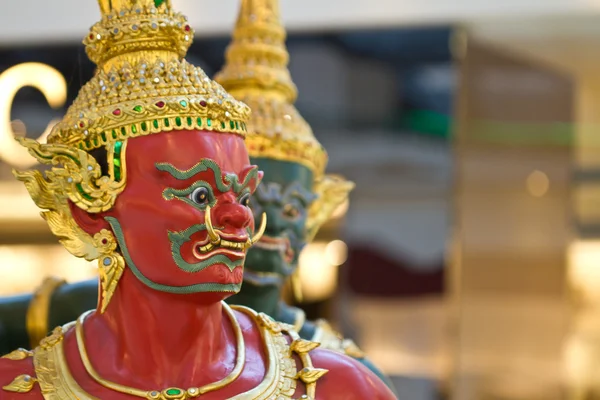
[{"x1": 75, "y1": 302, "x2": 245, "y2": 400}]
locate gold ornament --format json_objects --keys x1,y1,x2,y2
[
  {"x1": 74, "y1": 303, "x2": 245, "y2": 399},
  {"x1": 13, "y1": 0, "x2": 252, "y2": 311},
  {"x1": 30, "y1": 305, "x2": 322, "y2": 399},
  {"x1": 215, "y1": 0, "x2": 354, "y2": 238},
  {"x1": 1, "y1": 349, "x2": 33, "y2": 361},
  {"x1": 93, "y1": 229, "x2": 126, "y2": 313},
  {"x1": 2, "y1": 374, "x2": 38, "y2": 393},
  {"x1": 27, "y1": 276, "x2": 67, "y2": 348}
]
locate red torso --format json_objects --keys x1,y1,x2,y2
[{"x1": 0, "y1": 314, "x2": 395, "y2": 400}]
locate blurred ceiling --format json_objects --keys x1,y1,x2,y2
[{"x1": 1, "y1": 0, "x2": 599, "y2": 44}]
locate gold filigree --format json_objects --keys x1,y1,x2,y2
[
  {"x1": 15, "y1": 137, "x2": 126, "y2": 213},
  {"x1": 86, "y1": 0, "x2": 188, "y2": 68},
  {"x1": 94, "y1": 230, "x2": 126, "y2": 313},
  {"x1": 48, "y1": 59, "x2": 249, "y2": 152},
  {"x1": 13, "y1": 139, "x2": 126, "y2": 312},
  {"x1": 290, "y1": 339, "x2": 320, "y2": 354},
  {"x1": 2, "y1": 349, "x2": 33, "y2": 361},
  {"x1": 279, "y1": 324, "x2": 326, "y2": 399},
  {"x1": 256, "y1": 312, "x2": 282, "y2": 333},
  {"x1": 39, "y1": 326, "x2": 65, "y2": 351},
  {"x1": 33, "y1": 308, "x2": 300, "y2": 399},
  {"x1": 2, "y1": 374, "x2": 38, "y2": 393}
]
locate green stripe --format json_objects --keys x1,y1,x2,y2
[{"x1": 105, "y1": 217, "x2": 242, "y2": 294}]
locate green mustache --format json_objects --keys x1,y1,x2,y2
[{"x1": 169, "y1": 224, "x2": 246, "y2": 273}]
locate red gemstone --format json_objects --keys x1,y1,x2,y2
[
  {"x1": 89, "y1": 34, "x2": 94, "y2": 40},
  {"x1": 156, "y1": 101, "x2": 165, "y2": 108},
  {"x1": 200, "y1": 101, "x2": 207, "y2": 107},
  {"x1": 184, "y1": 25, "x2": 191, "y2": 32},
  {"x1": 102, "y1": 239, "x2": 108, "y2": 245},
  {"x1": 79, "y1": 122, "x2": 85, "y2": 128},
  {"x1": 112, "y1": 109, "x2": 121, "y2": 116}
]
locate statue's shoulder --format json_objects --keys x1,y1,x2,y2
[
  {"x1": 0, "y1": 349, "x2": 40, "y2": 399},
  {"x1": 309, "y1": 347, "x2": 397, "y2": 400}
]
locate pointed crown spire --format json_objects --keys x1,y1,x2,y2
[{"x1": 215, "y1": 0, "x2": 326, "y2": 177}]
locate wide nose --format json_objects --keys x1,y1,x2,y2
[{"x1": 214, "y1": 199, "x2": 252, "y2": 231}]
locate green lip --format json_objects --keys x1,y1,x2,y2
[
  {"x1": 105, "y1": 216, "x2": 243, "y2": 294},
  {"x1": 168, "y1": 224, "x2": 244, "y2": 273}
]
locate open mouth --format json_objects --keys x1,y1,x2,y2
[
  {"x1": 255, "y1": 235, "x2": 294, "y2": 264},
  {"x1": 192, "y1": 234, "x2": 248, "y2": 261}
]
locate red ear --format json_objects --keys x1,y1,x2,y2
[{"x1": 68, "y1": 200, "x2": 111, "y2": 236}]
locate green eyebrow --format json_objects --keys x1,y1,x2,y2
[{"x1": 156, "y1": 160, "x2": 259, "y2": 194}]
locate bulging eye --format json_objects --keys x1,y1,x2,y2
[
  {"x1": 283, "y1": 203, "x2": 300, "y2": 219},
  {"x1": 189, "y1": 187, "x2": 209, "y2": 205},
  {"x1": 239, "y1": 193, "x2": 251, "y2": 207}
]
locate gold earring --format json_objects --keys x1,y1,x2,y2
[{"x1": 93, "y1": 229, "x2": 125, "y2": 313}]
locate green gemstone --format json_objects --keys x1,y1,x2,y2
[
  {"x1": 142, "y1": 122, "x2": 148, "y2": 131},
  {"x1": 221, "y1": 122, "x2": 226, "y2": 129},
  {"x1": 235, "y1": 121, "x2": 239, "y2": 130},
  {"x1": 196, "y1": 117, "x2": 202, "y2": 127},
  {"x1": 112, "y1": 130, "x2": 118, "y2": 139},
  {"x1": 101, "y1": 132, "x2": 107, "y2": 142},
  {"x1": 153, "y1": 120, "x2": 159, "y2": 129},
  {"x1": 115, "y1": 168, "x2": 121, "y2": 181},
  {"x1": 133, "y1": 105, "x2": 143, "y2": 112},
  {"x1": 207, "y1": 118, "x2": 212, "y2": 127},
  {"x1": 78, "y1": 143, "x2": 84, "y2": 150},
  {"x1": 164, "y1": 118, "x2": 170, "y2": 127},
  {"x1": 187, "y1": 117, "x2": 193, "y2": 126},
  {"x1": 154, "y1": 0, "x2": 165, "y2": 7},
  {"x1": 165, "y1": 389, "x2": 181, "y2": 396},
  {"x1": 131, "y1": 124, "x2": 137, "y2": 133},
  {"x1": 93, "y1": 138, "x2": 98, "y2": 146},
  {"x1": 180, "y1": 100, "x2": 188, "y2": 107},
  {"x1": 76, "y1": 184, "x2": 93, "y2": 201},
  {"x1": 114, "y1": 141, "x2": 123, "y2": 153},
  {"x1": 121, "y1": 127, "x2": 127, "y2": 136},
  {"x1": 113, "y1": 158, "x2": 121, "y2": 167},
  {"x1": 175, "y1": 117, "x2": 182, "y2": 126},
  {"x1": 229, "y1": 121, "x2": 234, "y2": 129}
]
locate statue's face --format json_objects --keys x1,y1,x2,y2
[
  {"x1": 104, "y1": 130, "x2": 261, "y2": 296},
  {"x1": 244, "y1": 158, "x2": 315, "y2": 286}
]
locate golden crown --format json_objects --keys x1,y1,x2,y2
[
  {"x1": 48, "y1": 0, "x2": 250, "y2": 152},
  {"x1": 215, "y1": 0, "x2": 327, "y2": 177},
  {"x1": 216, "y1": 0, "x2": 353, "y2": 240}
]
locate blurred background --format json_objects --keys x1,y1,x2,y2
[{"x1": 3, "y1": 0, "x2": 600, "y2": 399}]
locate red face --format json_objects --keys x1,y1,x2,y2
[{"x1": 101, "y1": 130, "x2": 262, "y2": 296}]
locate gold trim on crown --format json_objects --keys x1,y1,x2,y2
[{"x1": 48, "y1": 58, "x2": 250, "y2": 152}]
